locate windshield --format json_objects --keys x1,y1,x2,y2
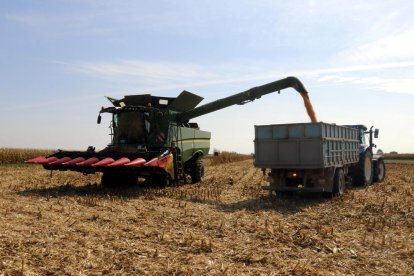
[
  {"x1": 112, "y1": 111, "x2": 167, "y2": 145},
  {"x1": 359, "y1": 129, "x2": 367, "y2": 145}
]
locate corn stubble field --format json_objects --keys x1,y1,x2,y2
[{"x1": 0, "y1": 150, "x2": 413, "y2": 275}]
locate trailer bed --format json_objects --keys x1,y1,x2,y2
[{"x1": 254, "y1": 122, "x2": 359, "y2": 169}]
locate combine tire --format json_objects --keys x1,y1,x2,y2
[
  {"x1": 101, "y1": 172, "x2": 117, "y2": 188},
  {"x1": 101, "y1": 172, "x2": 137, "y2": 188},
  {"x1": 373, "y1": 158, "x2": 386, "y2": 183},
  {"x1": 353, "y1": 150, "x2": 373, "y2": 187},
  {"x1": 190, "y1": 159, "x2": 204, "y2": 184},
  {"x1": 146, "y1": 175, "x2": 170, "y2": 187},
  {"x1": 332, "y1": 168, "x2": 345, "y2": 196}
]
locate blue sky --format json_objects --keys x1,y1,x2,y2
[{"x1": 1, "y1": 0, "x2": 413, "y2": 153}]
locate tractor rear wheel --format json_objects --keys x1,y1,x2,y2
[
  {"x1": 190, "y1": 159, "x2": 204, "y2": 184},
  {"x1": 373, "y1": 158, "x2": 386, "y2": 183},
  {"x1": 353, "y1": 150, "x2": 373, "y2": 187}
]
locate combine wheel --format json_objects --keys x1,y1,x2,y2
[
  {"x1": 101, "y1": 172, "x2": 117, "y2": 188},
  {"x1": 332, "y1": 168, "x2": 345, "y2": 196},
  {"x1": 277, "y1": 191, "x2": 293, "y2": 197},
  {"x1": 123, "y1": 175, "x2": 138, "y2": 186},
  {"x1": 190, "y1": 159, "x2": 204, "y2": 184},
  {"x1": 353, "y1": 150, "x2": 373, "y2": 187},
  {"x1": 101, "y1": 172, "x2": 137, "y2": 188},
  {"x1": 146, "y1": 175, "x2": 170, "y2": 187},
  {"x1": 373, "y1": 159, "x2": 386, "y2": 183}
]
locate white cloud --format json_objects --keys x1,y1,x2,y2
[
  {"x1": 337, "y1": 29, "x2": 414, "y2": 64},
  {"x1": 300, "y1": 61, "x2": 414, "y2": 76},
  {"x1": 320, "y1": 25, "x2": 414, "y2": 96},
  {"x1": 57, "y1": 59, "x2": 414, "y2": 96},
  {"x1": 315, "y1": 75, "x2": 414, "y2": 95},
  {"x1": 4, "y1": 13, "x2": 41, "y2": 25},
  {"x1": 57, "y1": 59, "x2": 285, "y2": 91},
  {"x1": 72, "y1": 60, "x2": 218, "y2": 81}
]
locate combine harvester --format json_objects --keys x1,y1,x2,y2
[{"x1": 26, "y1": 77, "x2": 311, "y2": 187}]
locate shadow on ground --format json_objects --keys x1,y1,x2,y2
[
  {"x1": 18, "y1": 182, "x2": 335, "y2": 214},
  {"x1": 216, "y1": 193, "x2": 332, "y2": 214},
  {"x1": 17, "y1": 182, "x2": 169, "y2": 199}
]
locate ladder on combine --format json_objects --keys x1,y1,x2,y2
[
  {"x1": 172, "y1": 127, "x2": 186, "y2": 184},
  {"x1": 174, "y1": 149, "x2": 185, "y2": 183}
]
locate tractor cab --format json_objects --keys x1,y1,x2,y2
[{"x1": 345, "y1": 124, "x2": 379, "y2": 153}]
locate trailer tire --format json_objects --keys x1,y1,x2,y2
[
  {"x1": 353, "y1": 150, "x2": 373, "y2": 187},
  {"x1": 333, "y1": 168, "x2": 345, "y2": 196},
  {"x1": 191, "y1": 159, "x2": 204, "y2": 184},
  {"x1": 373, "y1": 158, "x2": 386, "y2": 183}
]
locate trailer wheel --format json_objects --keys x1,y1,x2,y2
[
  {"x1": 353, "y1": 150, "x2": 373, "y2": 187},
  {"x1": 190, "y1": 159, "x2": 204, "y2": 183},
  {"x1": 333, "y1": 168, "x2": 345, "y2": 196},
  {"x1": 373, "y1": 158, "x2": 386, "y2": 183}
]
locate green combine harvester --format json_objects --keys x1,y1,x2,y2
[{"x1": 26, "y1": 76, "x2": 309, "y2": 187}]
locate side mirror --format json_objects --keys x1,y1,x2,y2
[
  {"x1": 97, "y1": 114, "x2": 102, "y2": 124},
  {"x1": 374, "y1": 128, "x2": 379, "y2": 138}
]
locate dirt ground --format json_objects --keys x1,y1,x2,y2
[{"x1": 0, "y1": 161, "x2": 413, "y2": 275}]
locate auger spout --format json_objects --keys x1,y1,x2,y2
[{"x1": 176, "y1": 76, "x2": 308, "y2": 123}]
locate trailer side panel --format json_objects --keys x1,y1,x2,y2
[{"x1": 254, "y1": 123, "x2": 359, "y2": 169}]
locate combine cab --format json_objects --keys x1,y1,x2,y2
[{"x1": 26, "y1": 76, "x2": 310, "y2": 187}]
